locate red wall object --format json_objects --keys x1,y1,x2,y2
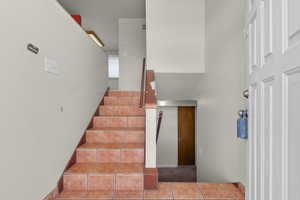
[{"x1": 71, "y1": 15, "x2": 82, "y2": 26}]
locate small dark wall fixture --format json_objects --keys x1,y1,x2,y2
[{"x1": 27, "y1": 43, "x2": 39, "y2": 54}]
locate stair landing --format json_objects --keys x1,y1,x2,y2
[{"x1": 56, "y1": 182, "x2": 245, "y2": 199}]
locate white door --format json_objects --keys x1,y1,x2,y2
[{"x1": 247, "y1": 0, "x2": 300, "y2": 200}]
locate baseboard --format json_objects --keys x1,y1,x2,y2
[
  {"x1": 42, "y1": 187, "x2": 58, "y2": 200},
  {"x1": 157, "y1": 164, "x2": 178, "y2": 168}
]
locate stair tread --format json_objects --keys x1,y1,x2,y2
[
  {"x1": 56, "y1": 190, "x2": 114, "y2": 199},
  {"x1": 100, "y1": 105, "x2": 142, "y2": 107},
  {"x1": 94, "y1": 116, "x2": 144, "y2": 118},
  {"x1": 87, "y1": 127, "x2": 145, "y2": 133},
  {"x1": 108, "y1": 91, "x2": 140, "y2": 97},
  {"x1": 78, "y1": 143, "x2": 144, "y2": 149},
  {"x1": 56, "y1": 190, "x2": 144, "y2": 199},
  {"x1": 88, "y1": 127, "x2": 144, "y2": 131},
  {"x1": 105, "y1": 96, "x2": 140, "y2": 98},
  {"x1": 87, "y1": 128, "x2": 145, "y2": 134},
  {"x1": 98, "y1": 115, "x2": 144, "y2": 117},
  {"x1": 65, "y1": 163, "x2": 144, "y2": 174}
]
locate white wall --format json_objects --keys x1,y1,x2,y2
[
  {"x1": 107, "y1": 52, "x2": 119, "y2": 90},
  {"x1": 146, "y1": 0, "x2": 205, "y2": 73},
  {"x1": 0, "y1": 1, "x2": 108, "y2": 199},
  {"x1": 119, "y1": 18, "x2": 146, "y2": 90},
  {"x1": 156, "y1": 73, "x2": 204, "y2": 100},
  {"x1": 157, "y1": 107, "x2": 178, "y2": 167},
  {"x1": 58, "y1": 0, "x2": 146, "y2": 51},
  {"x1": 196, "y1": 0, "x2": 247, "y2": 184},
  {"x1": 108, "y1": 78, "x2": 119, "y2": 90},
  {"x1": 153, "y1": 0, "x2": 247, "y2": 185},
  {"x1": 145, "y1": 108, "x2": 157, "y2": 168}
]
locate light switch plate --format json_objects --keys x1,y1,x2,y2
[{"x1": 45, "y1": 57, "x2": 59, "y2": 74}]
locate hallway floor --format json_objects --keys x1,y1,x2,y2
[{"x1": 56, "y1": 182, "x2": 245, "y2": 199}]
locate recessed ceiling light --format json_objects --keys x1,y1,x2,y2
[{"x1": 86, "y1": 31, "x2": 105, "y2": 48}]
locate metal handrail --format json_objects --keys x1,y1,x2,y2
[
  {"x1": 156, "y1": 111, "x2": 163, "y2": 143},
  {"x1": 140, "y1": 58, "x2": 146, "y2": 108}
]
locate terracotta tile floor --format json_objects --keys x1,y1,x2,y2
[{"x1": 56, "y1": 182, "x2": 245, "y2": 199}]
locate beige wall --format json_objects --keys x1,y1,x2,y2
[
  {"x1": 196, "y1": 0, "x2": 247, "y2": 184},
  {"x1": 146, "y1": 0, "x2": 205, "y2": 73},
  {"x1": 157, "y1": 107, "x2": 178, "y2": 167},
  {"x1": 119, "y1": 18, "x2": 146, "y2": 91},
  {"x1": 108, "y1": 78, "x2": 119, "y2": 90},
  {"x1": 153, "y1": 0, "x2": 247, "y2": 185},
  {"x1": 58, "y1": 0, "x2": 146, "y2": 51},
  {"x1": 0, "y1": 0, "x2": 108, "y2": 199}
]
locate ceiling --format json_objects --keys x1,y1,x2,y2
[{"x1": 58, "y1": 0, "x2": 146, "y2": 52}]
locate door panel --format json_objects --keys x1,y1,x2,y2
[
  {"x1": 247, "y1": 0, "x2": 300, "y2": 200},
  {"x1": 285, "y1": 0, "x2": 300, "y2": 50},
  {"x1": 249, "y1": 14, "x2": 258, "y2": 73},
  {"x1": 263, "y1": 0, "x2": 273, "y2": 58},
  {"x1": 261, "y1": 77, "x2": 275, "y2": 200},
  {"x1": 249, "y1": 84, "x2": 259, "y2": 200},
  {"x1": 178, "y1": 107, "x2": 195, "y2": 166},
  {"x1": 283, "y1": 68, "x2": 300, "y2": 200}
]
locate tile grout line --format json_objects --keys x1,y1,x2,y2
[{"x1": 86, "y1": 174, "x2": 88, "y2": 192}]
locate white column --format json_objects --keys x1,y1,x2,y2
[{"x1": 145, "y1": 108, "x2": 157, "y2": 168}]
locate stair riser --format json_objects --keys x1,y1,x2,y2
[
  {"x1": 76, "y1": 149, "x2": 144, "y2": 163},
  {"x1": 108, "y1": 91, "x2": 140, "y2": 97},
  {"x1": 93, "y1": 117, "x2": 145, "y2": 128},
  {"x1": 104, "y1": 97, "x2": 140, "y2": 105},
  {"x1": 86, "y1": 131, "x2": 144, "y2": 144},
  {"x1": 99, "y1": 106, "x2": 144, "y2": 116},
  {"x1": 63, "y1": 174, "x2": 143, "y2": 191}
]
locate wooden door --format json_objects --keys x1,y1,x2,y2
[
  {"x1": 178, "y1": 107, "x2": 195, "y2": 165},
  {"x1": 247, "y1": 0, "x2": 300, "y2": 199}
]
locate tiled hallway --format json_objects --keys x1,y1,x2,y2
[{"x1": 57, "y1": 182, "x2": 245, "y2": 199}]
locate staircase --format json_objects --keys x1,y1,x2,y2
[
  {"x1": 54, "y1": 90, "x2": 246, "y2": 200},
  {"x1": 57, "y1": 90, "x2": 146, "y2": 199}
]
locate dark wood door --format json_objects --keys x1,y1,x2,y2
[{"x1": 178, "y1": 107, "x2": 195, "y2": 165}]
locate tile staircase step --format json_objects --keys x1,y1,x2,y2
[
  {"x1": 65, "y1": 163, "x2": 144, "y2": 175},
  {"x1": 99, "y1": 105, "x2": 144, "y2": 116},
  {"x1": 93, "y1": 116, "x2": 145, "y2": 128},
  {"x1": 104, "y1": 96, "x2": 140, "y2": 105},
  {"x1": 56, "y1": 190, "x2": 114, "y2": 200},
  {"x1": 56, "y1": 190, "x2": 145, "y2": 200},
  {"x1": 63, "y1": 163, "x2": 144, "y2": 192},
  {"x1": 108, "y1": 91, "x2": 140, "y2": 97},
  {"x1": 76, "y1": 143, "x2": 144, "y2": 163},
  {"x1": 56, "y1": 182, "x2": 245, "y2": 200},
  {"x1": 86, "y1": 129, "x2": 144, "y2": 144},
  {"x1": 79, "y1": 143, "x2": 144, "y2": 149},
  {"x1": 88, "y1": 127, "x2": 144, "y2": 131}
]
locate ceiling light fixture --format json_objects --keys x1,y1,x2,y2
[{"x1": 86, "y1": 31, "x2": 105, "y2": 48}]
